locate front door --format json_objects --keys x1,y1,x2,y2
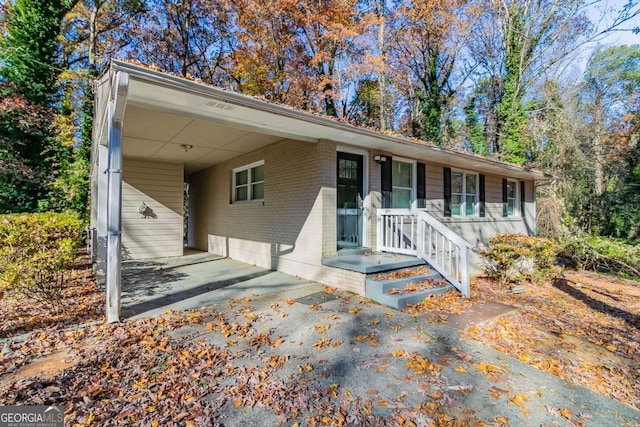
[{"x1": 337, "y1": 152, "x2": 364, "y2": 249}]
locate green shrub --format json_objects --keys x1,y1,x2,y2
[
  {"x1": 558, "y1": 235, "x2": 640, "y2": 280},
  {"x1": 479, "y1": 233, "x2": 560, "y2": 285},
  {"x1": 0, "y1": 213, "x2": 83, "y2": 306}
]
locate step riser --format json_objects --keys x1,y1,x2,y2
[
  {"x1": 362, "y1": 258, "x2": 458, "y2": 310},
  {"x1": 368, "y1": 272, "x2": 443, "y2": 293},
  {"x1": 366, "y1": 285, "x2": 454, "y2": 310},
  {"x1": 395, "y1": 285, "x2": 454, "y2": 309}
]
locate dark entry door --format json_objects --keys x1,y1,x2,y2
[{"x1": 337, "y1": 152, "x2": 364, "y2": 249}]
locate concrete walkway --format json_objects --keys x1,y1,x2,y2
[{"x1": 121, "y1": 252, "x2": 640, "y2": 426}]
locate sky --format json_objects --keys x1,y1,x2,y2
[
  {"x1": 588, "y1": 0, "x2": 640, "y2": 46},
  {"x1": 560, "y1": 0, "x2": 640, "y2": 75}
]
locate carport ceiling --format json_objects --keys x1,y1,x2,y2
[{"x1": 122, "y1": 105, "x2": 282, "y2": 174}]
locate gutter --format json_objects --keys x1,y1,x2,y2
[
  {"x1": 535, "y1": 177, "x2": 559, "y2": 187},
  {"x1": 105, "y1": 70, "x2": 129, "y2": 323}
]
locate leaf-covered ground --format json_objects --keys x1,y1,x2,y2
[
  {"x1": 407, "y1": 271, "x2": 640, "y2": 411},
  {"x1": 0, "y1": 253, "x2": 104, "y2": 338},
  {"x1": 1, "y1": 259, "x2": 639, "y2": 426},
  {"x1": 0, "y1": 300, "x2": 475, "y2": 426}
]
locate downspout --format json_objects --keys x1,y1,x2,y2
[{"x1": 106, "y1": 71, "x2": 129, "y2": 323}]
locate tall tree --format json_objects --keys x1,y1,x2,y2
[
  {"x1": 464, "y1": 94, "x2": 489, "y2": 156},
  {"x1": 388, "y1": 0, "x2": 480, "y2": 143},
  {"x1": 0, "y1": 84, "x2": 55, "y2": 212},
  {"x1": 359, "y1": 0, "x2": 389, "y2": 129},
  {"x1": 468, "y1": 0, "x2": 592, "y2": 163},
  {"x1": 57, "y1": 0, "x2": 147, "y2": 216},
  {"x1": 290, "y1": 0, "x2": 365, "y2": 116},
  {"x1": 132, "y1": 0, "x2": 232, "y2": 83},
  {"x1": 528, "y1": 46, "x2": 640, "y2": 238},
  {"x1": 348, "y1": 78, "x2": 384, "y2": 128},
  {"x1": 61, "y1": 0, "x2": 147, "y2": 73},
  {"x1": 230, "y1": 0, "x2": 365, "y2": 116},
  {"x1": 229, "y1": 0, "x2": 307, "y2": 104},
  {"x1": 529, "y1": 79, "x2": 592, "y2": 234},
  {"x1": 0, "y1": 0, "x2": 74, "y2": 104},
  {"x1": 579, "y1": 45, "x2": 640, "y2": 235},
  {"x1": 0, "y1": 0, "x2": 75, "y2": 212}
]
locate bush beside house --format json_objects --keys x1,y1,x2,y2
[
  {"x1": 480, "y1": 233, "x2": 640, "y2": 285},
  {"x1": 0, "y1": 213, "x2": 83, "y2": 306},
  {"x1": 478, "y1": 233, "x2": 560, "y2": 285}
]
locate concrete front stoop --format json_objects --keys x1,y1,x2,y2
[{"x1": 321, "y1": 252, "x2": 454, "y2": 310}]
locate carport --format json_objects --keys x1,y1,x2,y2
[{"x1": 119, "y1": 250, "x2": 320, "y2": 319}]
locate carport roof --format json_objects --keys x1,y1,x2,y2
[{"x1": 96, "y1": 59, "x2": 554, "y2": 180}]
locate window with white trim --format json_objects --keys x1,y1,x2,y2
[
  {"x1": 233, "y1": 161, "x2": 264, "y2": 202},
  {"x1": 451, "y1": 171, "x2": 478, "y2": 216},
  {"x1": 391, "y1": 159, "x2": 414, "y2": 209},
  {"x1": 506, "y1": 180, "x2": 518, "y2": 216}
]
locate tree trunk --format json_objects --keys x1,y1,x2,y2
[{"x1": 377, "y1": 0, "x2": 386, "y2": 130}]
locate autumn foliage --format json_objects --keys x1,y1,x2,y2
[
  {"x1": 0, "y1": 213, "x2": 84, "y2": 306},
  {"x1": 478, "y1": 233, "x2": 560, "y2": 285}
]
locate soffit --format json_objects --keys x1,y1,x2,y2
[{"x1": 121, "y1": 104, "x2": 282, "y2": 174}]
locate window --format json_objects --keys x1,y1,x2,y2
[
  {"x1": 451, "y1": 171, "x2": 478, "y2": 216},
  {"x1": 233, "y1": 161, "x2": 264, "y2": 202},
  {"x1": 506, "y1": 180, "x2": 518, "y2": 216},
  {"x1": 338, "y1": 157, "x2": 359, "y2": 180},
  {"x1": 391, "y1": 160, "x2": 414, "y2": 209}
]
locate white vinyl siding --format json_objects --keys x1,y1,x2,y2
[{"x1": 122, "y1": 159, "x2": 183, "y2": 259}]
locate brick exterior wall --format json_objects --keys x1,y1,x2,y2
[
  {"x1": 189, "y1": 139, "x2": 338, "y2": 280},
  {"x1": 188, "y1": 139, "x2": 537, "y2": 290}
]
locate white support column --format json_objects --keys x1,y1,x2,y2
[
  {"x1": 460, "y1": 246, "x2": 470, "y2": 298},
  {"x1": 105, "y1": 71, "x2": 128, "y2": 323},
  {"x1": 376, "y1": 212, "x2": 383, "y2": 252}
]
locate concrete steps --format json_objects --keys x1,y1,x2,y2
[
  {"x1": 322, "y1": 252, "x2": 457, "y2": 310},
  {"x1": 365, "y1": 266, "x2": 455, "y2": 310}
]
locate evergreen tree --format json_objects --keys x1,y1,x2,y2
[
  {"x1": 0, "y1": 0, "x2": 75, "y2": 212},
  {"x1": 464, "y1": 97, "x2": 489, "y2": 156}
]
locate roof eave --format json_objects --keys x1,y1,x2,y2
[{"x1": 109, "y1": 59, "x2": 553, "y2": 181}]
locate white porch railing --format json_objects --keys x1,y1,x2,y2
[{"x1": 376, "y1": 209, "x2": 472, "y2": 297}]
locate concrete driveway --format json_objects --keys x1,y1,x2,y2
[{"x1": 120, "y1": 251, "x2": 640, "y2": 426}]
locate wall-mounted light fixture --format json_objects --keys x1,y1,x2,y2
[
  {"x1": 180, "y1": 144, "x2": 193, "y2": 152},
  {"x1": 138, "y1": 202, "x2": 157, "y2": 219},
  {"x1": 374, "y1": 155, "x2": 388, "y2": 164}
]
